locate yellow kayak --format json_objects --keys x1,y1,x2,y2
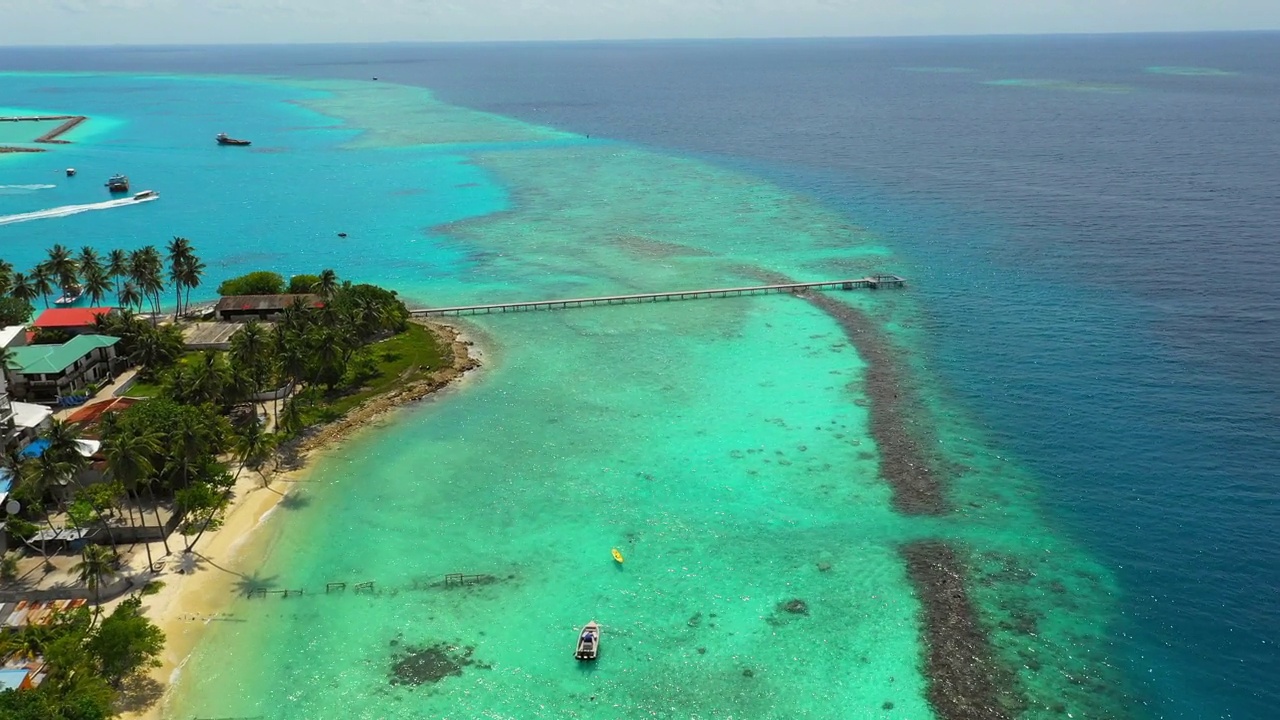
[{"x1": 611, "y1": 548, "x2": 625, "y2": 563}]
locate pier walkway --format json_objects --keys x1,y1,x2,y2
[
  {"x1": 410, "y1": 275, "x2": 904, "y2": 317},
  {"x1": 0, "y1": 115, "x2": 88, "y2": 144}
]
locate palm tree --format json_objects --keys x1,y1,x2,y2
[
  {"x1": 78, "y1": 246, "x2": 103, "y2": 274},
  {"x1": 165, "y1": 403, "x2": 219, "y2": 486},
  {"x1": 278, "y1": 397, "x2": 304, "y2": 434},
  {"x1": 46, "y1": 244, "x2": 78, "y2": 296},
  {"x1": 312, "y1": 269, "x2": 339, "y2": 300},
  {"x1": 9, "y1": 272, "x2": 35, "y2": 306},
  {"x1": 82, "y1": 266, "x2": 112, "y2": 306},
  {"x1": 277, "y1": 330, "x2": 309, "y2": 389},
  {"x1": 128, "y1": 247, "x2": 165, "y2": 320},
  {"x1": 0, "y1": 260, "x2": 13, "y2": 296},
  {"x1": 230, "y1": 320, "x2": 270, "y2": 394},
  {"x1": 178, "y1": 256, "x2": 205, "y2": 317},
  {"x1": 44, "y1": 419, "x2": 87, "y2": 468},
  {"x1": 106, "y1": 249, "x2": 129, "y2": 296},
  {"x1": 20, "y1": 454, "x2": 78, "y2": 563},
  {"x1": 30, "y1": 264, "x2": 54, "y2": 308},
  {"x1": 118, "y1": 281, "x2": 142, "y2": 312},
  {"x1": 167, "y1": 237, "x2": 193, "y2": 317},
  {"x1": 103, "y1": 425, "x2": 163, "y2": 565},
  {"x1": 43, "y1": 420, "x2": 120, "y2": 553},
  {"x1": 186, "y1": 419, "x2": 269, "y2": 552},
  {"x1": 78, "y1": 247, "x2": 104, "y2": 297},
  {"x1": 73, "y1": 544, "x2": 118, "y2": 607}
]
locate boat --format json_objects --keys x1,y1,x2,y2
[
  {"x1": 611, "y1": 548, "x2": 624, "y2": 564},
  {"x1": 54, "y1": 284, "x2": 83, "y2": 306},
  {"x1": 65, "y1": 168, "x2": 76, "y2": 177},
  {"x1": 133, "y1": 190, "x2": 158, "y2": 200},
  {"x1": 216, "y1": 133, "x2": 251, "y2": 147},
  {"x1": 104, "y1": 174, "x2": 129, "y2": 193},
  {"x1": 575, "y1": 621, "x2": 600, "y2": 661}
]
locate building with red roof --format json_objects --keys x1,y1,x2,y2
[{"x1": 32, "y1": 307, "x2": 117, "y2": 336}]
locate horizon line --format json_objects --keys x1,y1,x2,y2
[{"x1": 2, "y1": 28, "x2": 1278, "y2": 51}]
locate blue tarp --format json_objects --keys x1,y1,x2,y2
[{"x1": 18, "y1": 438, "x2": 49, "y2": 459}]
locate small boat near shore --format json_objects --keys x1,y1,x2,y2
[
  {"x1": 133, "y1": 190, "x2": 158, "y2": 201},
  {"x1": 611, "y1": 548, "x2": 624, "y2": 564},
  {"x1": 216, "y1": 133, "x2": 251, "y2": 147},
  {"x1": 575, "y1": 621, "x2": 600, "y2": 661},
  {"x1": 104, "y1": 174, "x2": 129, "y2": 193},
  {"x1": 55, "y1": 284, "x2": 83, "y2": 306}
]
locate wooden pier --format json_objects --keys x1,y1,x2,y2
[
  {"x1": 0, "y1": 115, "x2": 88, "y2": 144},
  {"x1": 410, "y1": 275, "x2": 905, "y2": 317}
]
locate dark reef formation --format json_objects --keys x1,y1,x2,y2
[
  {"x1": 735, "y1": 267, "x2": 947, "y2": 515},
  {"x1": 734, "y1": 266, "x2": 1023, "y2": 719},
  {"x1": 904, "y1": 542, "x2": 1013, "y2": 720},
  {"x1": 389, "y1": 642, "x2": 482, "y2": 687}
]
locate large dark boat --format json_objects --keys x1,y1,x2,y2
[
  {"x1": 216, "y1": 133, "x2": 251, "y2": 147},
  {"x1": 105, "y1": 174, "x2": 129, "y2": 193}
]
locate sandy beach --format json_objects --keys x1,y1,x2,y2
[{"x1": 124, "y1": 319, "x2": 480, "y2": 720}]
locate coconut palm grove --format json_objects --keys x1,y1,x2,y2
[{"x1": 0, "y1": 238, "x2": 438, "y2": 718}]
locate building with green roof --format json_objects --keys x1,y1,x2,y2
[{"x1": 4, "y1": 334, "x2": 122, "y2": 403}]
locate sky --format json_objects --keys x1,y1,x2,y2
[{"x1": 0, "y1": 0, "x2": 1277, "y2": 46}]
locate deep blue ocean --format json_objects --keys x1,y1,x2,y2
[{"x1": 3, "y1": 33, "x2": 1278, "y2": 719}]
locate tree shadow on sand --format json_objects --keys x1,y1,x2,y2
[{"x1": 114, "y1": 673, "x2": 166, "y2": 714}]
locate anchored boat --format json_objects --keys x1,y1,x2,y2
[
  {"x1": 575, "y1": 621, "x2": 600, "y2": 661},
  {"x1": 216, "y1": 133, "x2": 251, "y2": 146},
  {"x1": 104, "y1": 174, "x2": 129, "y2": 193},
  {"x1": 54, "y1": 284, "x2": 83, "y2": 306}
]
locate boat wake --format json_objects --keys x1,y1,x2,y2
[
  {"x1": 0, "y1": 183, "x2": 57, "y2": 194},
  {"x1": 0, "y1": 194, "x2": 157, "y2": 226}
]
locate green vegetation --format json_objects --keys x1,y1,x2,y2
[
  {"x1": 295, "y1": 322, "x2": 445, "y2": 423},
  {"x1": 288, "y1": 273, "x2": 321, "y2": 294},
  {"x1": 1, "y1": 241, "x2": 204, "y2": 317},
  {"x1": 0, "y1": 259, "x2": 448, "y2": 718},
  {"x1": 217, "y1": 270, "x2": 285, "y2": 296},
  {"x1": 0, "y1": 596, "x2": 165, "y2": 719},
  {"x1": 0, "y1": 295, "x2": 33, "y2": 326}
]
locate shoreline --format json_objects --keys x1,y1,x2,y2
[{"x1": 124, "y1": 319, "x2": 481, "y2": 720}]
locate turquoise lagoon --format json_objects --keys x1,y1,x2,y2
[{"x1": 0, "y1": 75, "x2": 1125, "y2": 718}]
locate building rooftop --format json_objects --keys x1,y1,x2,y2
[
  {"x1": 6, "y1": 335, "x2": 120, "y2": 375},
  {"x1": 0, "y1": 325, "x2": 25, "y2": 349},
  {"x1": 11, "y1": 400, "x2": 52, "y2": 430},
  {"x1": 66, "y1": 396, "x2": 138, "y2": 426},
  {"x1": 32, "y1": 307, "x2": 115, "y2": 330},
  {"x1": 215, "y1": 294, "x2": 322, "y2": 313}
]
